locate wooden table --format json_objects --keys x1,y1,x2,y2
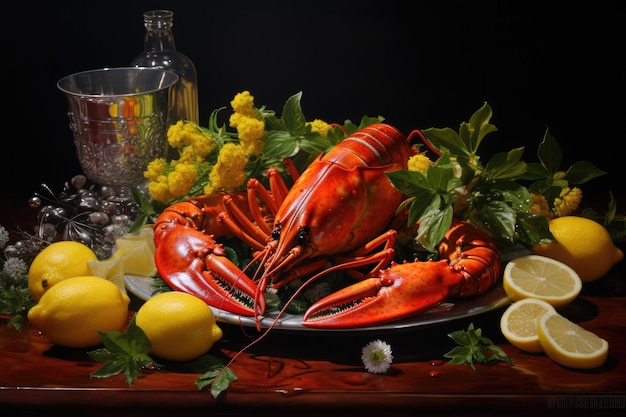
[{"x1": 1, "y1": 199, "x2": 625, "y2": 416}]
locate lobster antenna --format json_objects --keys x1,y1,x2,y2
[
  {"x1": 407, "y1": 129, "x2": 442, "y2": 157},
  {"x1": 222, "y1": 263, "x2": 335, "y2": 372}
]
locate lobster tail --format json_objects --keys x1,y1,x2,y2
[
  {"x1": 439, "y1": 219, "x2": 501, "y2": 297},
  {"x1": 327, "y1": 123, "x2": 411, "y2": 170}
]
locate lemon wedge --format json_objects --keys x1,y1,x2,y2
[
  {"x1": 87, "y1": 257, "x2": 127, "y2": 295},
  {"x1": 113, "y1": 239, "x2": 158, "y2": 277}
]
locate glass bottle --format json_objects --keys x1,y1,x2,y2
[{"x1": 131, "y1": 10, "x2": 199, "y2": 124}]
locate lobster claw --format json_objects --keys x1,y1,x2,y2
[
  {"x1": 301, "y1": 260, "x2": 464, "y2": 329},
  {"x1": 154, "y1": 225, "x2": 264, "y2": 317}
]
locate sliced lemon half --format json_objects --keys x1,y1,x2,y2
[{"x1": 503, "y1": 255, "x2": 582, "y2": 307}]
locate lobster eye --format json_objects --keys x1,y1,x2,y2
[
  {"x1": 296, "y1": 226, "x2": 310, "y2": 245},
  {"x1": 271, "y1": 223, "x2": 282, "y2": 241}
]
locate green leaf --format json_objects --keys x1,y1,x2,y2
[
  {"x1": 415, "y1": 199, "x2": 453, "y2": 253},
  {"x1": 465, "y1": 102, "x2": 497, "y2": 153},
  {"x1": 281, "y1": 91, "x2": 306, "y2": 136},
  {"x1": 386, "y1": 169, "x2": 431, "y2": 194},
  {"x1": 406, "y1": 190, "x2": 439, "y2": 226},
  {"x1": 475, "y1": 200, "x2": 517, "y2": 243},
  {"x1": 427, "y1": 164, "x2": 457, "y2": 192},
  {"x1": 357, "y1": 115, "x2": 385, "y2": 130},
  {"x1": 565, "y1": 161, "x2": 607, "y2": 184},
  {"x1": 444, "y1": 323, "x2": 513, "y2": 371},
  {"x1": 514, "y1": 212, "x2": 554, "y2": 246},
  {"x1": 263, "y1": 130, "x2": 299, "y2": 159},
  {"x1": 210, "y1": 368, "x2": 238, "y2": 399},
  {"x1": 87, "y1": 347, "x2": 118, "y2": 363},
  {"x1": 90, "y1": 358, "x2": 130, "y2": 379},
  {"x1": 536, "y1": 129, "x2": 562, "y2": 174},
  {"x1": 495, "y1": 180, "x2": 532, "y2": 212},
  {"x1": 521, "y1": 162, "x2": 550, "y2": 181},
  {"x1": 484, "y1": 148, "x2": 527, "y2": 181},
  {"x1": 127, "y1": 316, "x2": 152, "y2": 352},
  {"x1": 299, "y1": 134, "x2": 334, "y2": 155}
]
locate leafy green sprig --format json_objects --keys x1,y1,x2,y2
[
  {"x1": 0, "y1": 278, "x2": 34, "y2": 331},
  {"x1": 193, "y1": 357, "x2": 238, "y2": 399},
  {"x1": 386, "y1": 102, "x2": 608, "y2": 253},
  {"x1": 89, "y1": 316, "x2": 236, "y2": 399},
  {"x1": 444, "y1": 323, "x2": 513, "y2": 370},
  {"x1": 88, "y1": 316, "x2": 157, "y2": 385}
]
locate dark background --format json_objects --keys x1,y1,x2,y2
[{"x1": 3, "y1": 1, "x2": 625, "y2": 206}]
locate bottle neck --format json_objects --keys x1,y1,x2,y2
[{"x1": 142, "y1": 10, "x2": 176, "y2": 52}]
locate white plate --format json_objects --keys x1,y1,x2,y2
[{"x1": 125, "y1": 276, "x2": 512, "y2": 333}]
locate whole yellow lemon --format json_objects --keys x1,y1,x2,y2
[
  {"x1": 28, "y1": 241, "x2": 98, "y2": 302},
  {"x1": 135, "y1": 291, "x2": 223, "y2": 362},
  {"x1": 27, "y1": 275, "x2": 130, "y2": 348},
  {"x1": 531, "y1": 216, "x2": 624, "y2": 282}
]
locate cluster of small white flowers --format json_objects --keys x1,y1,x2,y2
[
  {"x1": 0, "y1": 225, "x2": 9, "y2": 249},
  {"x1": 1, "y1": 225, "x2": 28, "y2": 282},
  {"x1": 3, "y1": 257, "x2": 28, "y2": 281}
]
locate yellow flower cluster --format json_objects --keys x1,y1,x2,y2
[
  {"x1": 529, "y1": 186, "x2": 583, "y2": 219},
  {"x1": 306, "y1": 119, "x2": 331, "y2": 137},
  {"x1": 228, "y1": 91, "x2": 265, "y2": 157},
  {"x1": 143, "y1": 90, "x2": 336, "y2": 206},
  {"x1": 204, "y1": 143, "x2": 249, "y2": 196},
  {"x1": 144, "y1": 121, "x2": 217, "y2": 203},
  {"x1": 529, "y1": 193, "x2": 551, "y2": 218},
  {"x1": 167, "y1": 120, "x2": 217, "y2": 163},
  {"x1": 202, "y1": 91, "x2": 267, "y2": 195},
  {"x1": 407, "y1": 153, "x2": 433, "y2": 172},
  {"x1": 553, "y1": 186, "x2": 583, "y2": 217}
]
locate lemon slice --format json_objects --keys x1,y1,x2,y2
[
  {"x1": 538, "y1": 311, "x2": 609, "y2": 369},
  {"x1": 500, "y1": 298, "x2": 556, "y2": 352},
  {"x1": 87, "y1": 257, "x2": 127, "y2": 295},
  {"x1": 113, "y1": 239, "x2": 158, "y2": 277},
  {"x1": 503, "y1": 255, "x2": 582, "y2": 307}
]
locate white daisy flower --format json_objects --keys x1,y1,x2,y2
[{"x1": 361, "y1": 339, "x2": 394, "y2": 374}]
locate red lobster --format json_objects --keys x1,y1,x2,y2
[{"x1": 153, "y1": 123, "x2": 501, "y2": 328}]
